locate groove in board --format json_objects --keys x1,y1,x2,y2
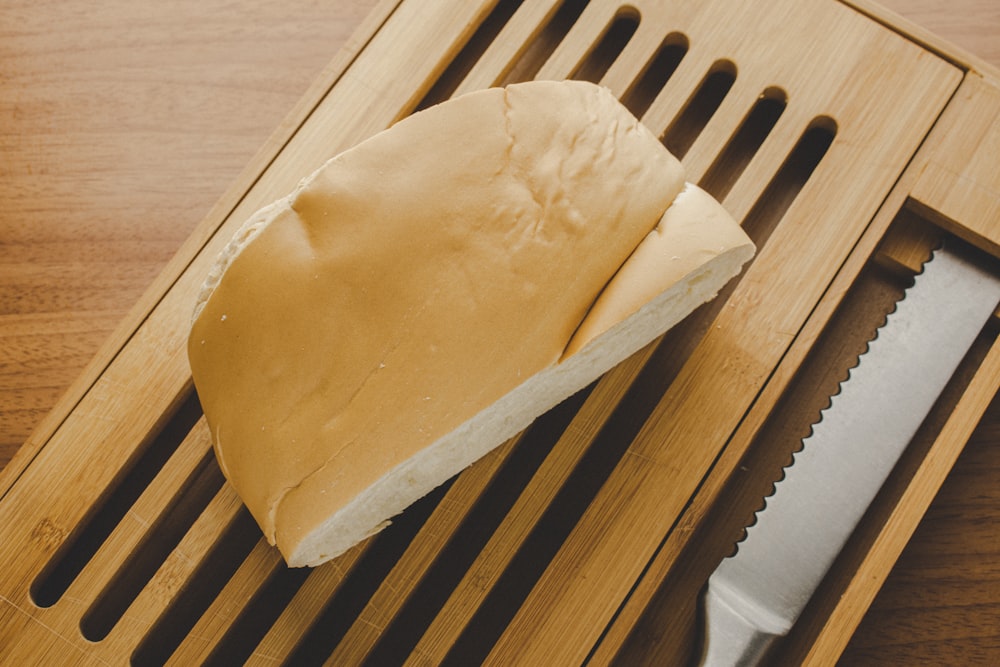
[
  {"x1": 99, "y1": 481, "x2": 247, "y2": 661},
  {"x1": 247, "y1": 542, "x2": 370, "y2": 664},
  {"x1": 409, "y1": 343, "x2": 658, "y2": 663},
  {"x1": 326, "y1": 434, "x2": 521, "y2": 664},
  {"x1": 30, "y1": 394, "x2": 205, "y2": 611}
]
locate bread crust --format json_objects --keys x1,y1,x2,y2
[{"x1": 187, "y1": 80, "x2": 752, "y2": 566}]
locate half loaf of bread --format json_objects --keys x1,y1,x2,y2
[{"x1": 188, "y1": 80, "x2": 755, "y2": 567}]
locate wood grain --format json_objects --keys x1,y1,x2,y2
[
  {"x1": 0, "y1": 0, "x2": 382, "y2": 464},
  {"x1": 0, "y1": 0, "x2": 996, "y2": 663},
  {"x1": 877, "y1": 0, "x2": 1000, "y2": 68},
  {"x1": 841, "y1": 391, "x2": 1000, "y2": 665}
]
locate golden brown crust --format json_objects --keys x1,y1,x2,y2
[{"x1": 187, "y1": 80, "x2": 750, "y2": 566}]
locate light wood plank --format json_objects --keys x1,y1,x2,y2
[
  {"x1": 451, "y1": 0, "x2": 564, "y2": 94},
  {"x1": 247, "y1": 542, "x2": 370, "y2": 665},
  {"x1": 409, "y1": 343, "x2": 656, "y2": 664},
  {"x1": 167, "y1": 539, "x2": 283, "y2": 664},
  {"x1": 327, "y1": 435, "x2": 519, "y2": 664},
  {"x1": 534, "y1": 0, "x2": 625, "y2": 81},
  {"x1": 52, "y1": 419, "x2": 213, "y2": 643},
  {"x1": 98, "y1": 482, "x2": 246, "y2": 660},
  {"x1": 910, "y1": 74, "x2": 1000, "y2": 254}
]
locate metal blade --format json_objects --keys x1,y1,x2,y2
[{"x1": 697, "y1": 240, "x2": 1000, "y2": 667}]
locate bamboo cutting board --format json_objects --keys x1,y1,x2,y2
[{"x1": 2, "y1": 0, "x2": 999, "y2": 664}]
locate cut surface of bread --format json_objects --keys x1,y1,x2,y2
[{"x1": 187, "y1": 80, "x2": 754, "y2": 567}]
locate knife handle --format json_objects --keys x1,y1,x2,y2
[{"x1": 696, "y1": 578, "x2": 783, "y2": 667}]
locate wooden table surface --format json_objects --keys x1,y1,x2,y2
[{"x1": 1, "y1": 0, "x2": 997, "y2": 663}]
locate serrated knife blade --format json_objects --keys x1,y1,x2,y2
[{"x1": 696, "y1": 241, "x2": 1000, "y2": 667}]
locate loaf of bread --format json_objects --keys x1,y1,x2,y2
[{"x1": 188, "y1": 80, "x2": 754, "y2": 567}]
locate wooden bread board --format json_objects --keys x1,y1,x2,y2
[{"x1": 2, "y1": 0, "x2": 999, "y2": 664}]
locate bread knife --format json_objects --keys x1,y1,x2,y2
[{"x1": 696, "y1": 240, "x2": 1000, "y2": 666}]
